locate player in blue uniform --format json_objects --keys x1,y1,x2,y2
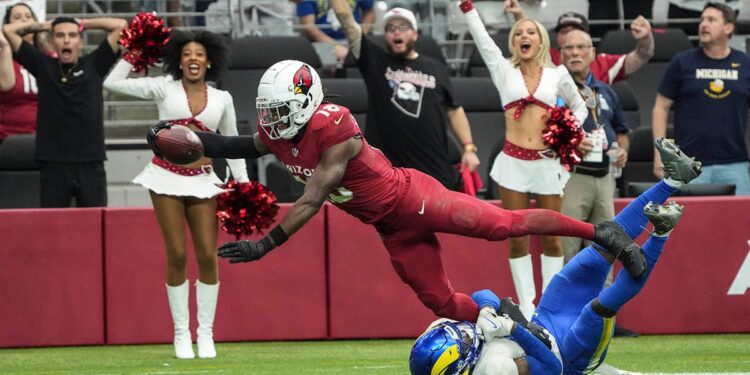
[{"x1": 409, "y1": 137, "x2": 702, "y2": 375}]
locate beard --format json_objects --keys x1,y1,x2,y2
[{"x1": 386, "y1": 39, "x2": 416, "y2": 59}]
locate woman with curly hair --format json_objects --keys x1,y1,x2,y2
[
  {"x1": 458, "y1": 0, "x2": 588, "y2": 320},
  {"x1": 104, "y1": 30, "x2": 249, "y2": 359}
]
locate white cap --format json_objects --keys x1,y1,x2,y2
[{"x1": 383, "y1": 7, "x2": 418, "y2": 31}]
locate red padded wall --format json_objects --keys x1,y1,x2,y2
[
  {"x1": 104, "y1": 206, "x2": 327, "y2": 344},
  {"x1": 615, "y1": 197, "x2": 750, "y2": 334},
  {"x1": 327, "y1": 202, "x2": 528, "y2": 339},
  {"x1": 0, "y1": 209, "x2": 104, "y2": 348}
]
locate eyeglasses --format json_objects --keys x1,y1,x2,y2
[
  {"x1": 385, "y1": 24, "x2": 412, "y2": 33},
  {"x1": 561, "y1": 44, "x2": 593, "y2": 52}
]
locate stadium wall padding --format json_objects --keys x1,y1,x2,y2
[
  {"x1": 103, "y1": 206, "x2": 327, "y2": 345},
  {"x1": 1, "y1": 197, "x2": 749, "y2": 347},
  {"x1": 0, "y1": 209, "x2": 105, "y2": 348}
]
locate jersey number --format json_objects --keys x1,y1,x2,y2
[{"x1": 20, "y1": 68, "x2": 38, "y2": 94}]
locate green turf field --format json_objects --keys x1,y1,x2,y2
[{"x1": 1, "y1": 334, "x2": 749, "y2": 374}]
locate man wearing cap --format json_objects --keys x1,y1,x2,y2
[
  {"x1": 505, "y1": 0, "x2": 654, "y2": 86},
  {"x1": 329, "y1": 0, "x2": 480, "y2": 192}
]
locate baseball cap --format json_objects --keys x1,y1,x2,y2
[
  {"x1": 555, "y1": 12, "x2": 589, "y2": 33},
  {"x1": 383, "y1": 7, "x2": 418, "y2": 31}
]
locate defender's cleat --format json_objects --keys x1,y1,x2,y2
[
  {"x1": 593, "y1": 221, "x2": 648, "y2": 279},
  {"x1": 655, "y1": 138, "x2": 702, "y2": 183},
  {"x1": 644, "y1": 201, "x2": 684, "y2": 235}
]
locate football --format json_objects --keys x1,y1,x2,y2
[{"x1": 155, "y1": 125, "x2": 204, "y2": 165}]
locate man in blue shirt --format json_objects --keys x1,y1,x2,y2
[
  {"x1": 653, "y1": 2, "x2": 750, "y2": 195},
  {"x1": 296, "y1": 0, "x2": 374, "y2": 64}
]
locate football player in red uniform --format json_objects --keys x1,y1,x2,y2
[{"x1": 148, "y1": 60, "x2": 644, "y2": 322}]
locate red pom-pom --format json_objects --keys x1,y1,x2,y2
[
  {"x1": 216, "y1": 180, "x2": 280, "y2": 240},
  {"x1": 542, "y1": 107, "x2": 585, "y2": 171},
  {"x1": 119, "y1": 12, "x2": 171, "y2": 74}
]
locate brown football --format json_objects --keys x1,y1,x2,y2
[{"x1": 155, "y1": 125, "x2": 204, "y2": 165}]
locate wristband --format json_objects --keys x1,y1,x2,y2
[
  {"x1": 78, "y1": 19, "x2": 85, "y2": 33},
  {"x1": 459, "y1": 0, "x2": 474, "y2": 13},
  {"x1": 463, "y1": 142, "x2": 477, "y2": 153},
  {"x1": 267, "y1": 225, "x2": 289, "y2": 248}
]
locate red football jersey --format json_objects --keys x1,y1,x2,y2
[
  {"x1": 0, "y1": 61, "x2": 38, "y2": 139},
  {"x1": 550, "y1": 48, "x2": 628, "y2": 85},
  {"x1": 259, "y1": 103, "x2": 408, "y2": 224}
]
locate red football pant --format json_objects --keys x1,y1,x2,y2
[{"x1": 379, "y1": 171, "x2": 595, "y2": 322}]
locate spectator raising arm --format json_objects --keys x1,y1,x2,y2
[
  {"x1": 2, "y1": 20, "x2": 49, "y2": 52},
  {"x1": 77, "y1": 18, "x2": 128, "y2": 53},
  {"x1": 331, "y1": 0, "x2": 363, "y2": 59},
  {"x1": 0, "y1": 25, "x2": 14, "y2": 91},
  {"x1": 651, "y1": 93, "x2": 673, "y2": 179},
  {"x1": 504, "y1": 0, "x2": 527, "y2": 22},
  {"x1": 624, "y1": 15, "x2": 654, "y2": 75}
]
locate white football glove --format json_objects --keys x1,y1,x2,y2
[{"x1": 477, "y1": 307, "x2": 515, "y2": 340}]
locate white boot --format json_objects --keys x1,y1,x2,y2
[
  {"x1": 540, "y1": 254, "x2": 564, "y2": 292},
  {"x1": 196, "y1": 280, "x2": 219, "y2": 359},
  {"x1": 166, "y1": 280, "x2": 195, "y2": 359},
  {"x1": 509, "y1": 255, "x2": 536, "y2": 321}
]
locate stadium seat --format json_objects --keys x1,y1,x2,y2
[
  {"x1": 0, "y1": 134, "x2": 40, "y2": 208},
  {"x1": 451, "y1": 77, "x2": 503, "y2": 197},
  {"x1": 599, "y1": 28, "x2": 692, "y2": 128},
  {"x1": 220, "y1": 36, "x2": 322, "y2": 136},
  {"x1": 341, "y1": 34, "x2": 447, "y2": 78},
  {"x1": 321, "y1": 78, "x2": 369, "y2": 129},
  {"x1": 612, "y1": 80, "x2": 640, "y2": 129},
  {"x1": 621, "y1": 125, "x2": 675, "y2": 197}
]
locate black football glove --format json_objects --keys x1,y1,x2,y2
[
  {"x1": 499, "y1": 297, "x2": 552, "y2": 349},
  {"x1": 217, "y1": 238, "x2": 273, "y2": 264},
  {"x1": 146, "y1": 121, "x2": 172, "y2": 158}
]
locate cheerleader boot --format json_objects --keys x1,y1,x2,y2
[
  {"x1": 196, "y1": 280, "x2": 219, "y2": 359},
  {"x1": 166, "y1": 280, "x2": 195, "y2": 359}
]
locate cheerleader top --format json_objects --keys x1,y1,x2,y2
[
  {"x1": 103, "y1": 59, "x2": 249, "y2": 182},
  {"x1": 463, "y1": 8, "x2": 588, "y2": 124}
]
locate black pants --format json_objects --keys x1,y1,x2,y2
[{"x1": 40, "y1": 161, "x2": 107, "y2": 208}]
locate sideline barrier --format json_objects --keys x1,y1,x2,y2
[
  {"x1": 1, "y1": 197, "x2": 749, "y2": 347},
  {"x1": 0, "y1": 209, "x2": 104, "y2": 348},
  {"x1": 104, "y1": 206, "x2": 327, "y2": 344},
  {"x1": 615, "y1": 197, "x2": 750, "y2": 334}
]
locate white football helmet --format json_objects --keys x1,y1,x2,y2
[{"x1": 256, "y1": 60, "x2": 324, "y2": 140}]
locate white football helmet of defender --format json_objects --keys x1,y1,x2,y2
[{"x1": 256, "y1": 60, "x2": 324, "y2": 140}]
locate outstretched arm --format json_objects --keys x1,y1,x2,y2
[
  {"x1": 80, "y1": 17, "x2": 128, "y2": 53},
  {"x1": 196, "y1": 131, "x2": 270, "y2": 159},
  {"x1": 624, "y1": 16, "x2": 654, "y2": 76},
  {"x1": 504, "y1": 0, "x2": 527, "y2": 22},
  {"x1": 217, "y1": 137, "x2": 361, "y2": 263},
  {"x1": 331, "y1": 0, "x2": 363, "y2": 59}
]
